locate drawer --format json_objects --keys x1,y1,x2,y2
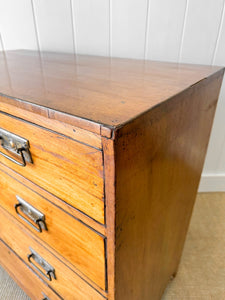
[
  {"x1": 0, "y1": 207, "x2": 107, "y2": 299},
  {"x1": 0, "y1": 166, "x2": 106, "y2": 290},
  {"x1": 0, "y1": 239, "x2": 61, "y2": 300},
  {"x1": 0, "y1": 112, "x2": 104, "y2": 223}
]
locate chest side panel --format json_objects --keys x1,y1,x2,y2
[{"x1": 114, "y1": 71, "x2": 224, "y2": 300}]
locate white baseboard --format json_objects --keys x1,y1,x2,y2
[{"x1": 198, "y1": 173, "x2": 225, "y2": 192}]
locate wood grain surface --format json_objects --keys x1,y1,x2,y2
[
  {"x1": 0, "y1": 166, "x2": 106, "y2": 290},
  {"x1": 111, "y1": 71, "x2": 224, "y2": 299},
  {"x1": 0, "y1": 162, "x2": 105, "y2": 235},
  {"x1": 0, "y1": 207, "x2": 107, "y2": 297},
  {"x1": 0, "y1": 99, "x2": 102, "y2": 149},
  {"x1": 0, "y1": 50, "x2": 223, "y2": 129},
  {"x1": 102, "y1": 137, "x2": 116, "y2": 300},
  {"x1": 0, "y1": 111, "x2": 104, "y2": 224}
]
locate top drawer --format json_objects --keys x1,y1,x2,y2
[{"x1": 0, "y1": 112, "x2": 104, "y2": 224}]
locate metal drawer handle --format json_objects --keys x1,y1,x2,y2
[
  {"x1": 27, "y1": 247, "x2": 56, "y2": 281},
  {"x1": 0, "y1": 128, "x2": 33, "y2": 167},
  {"x1": 0, "y1": 146, "x2": 27, "y2": 166},
  {"x1": 41, "y1": 293, "x2": 50, "y2": 300},
  {"x1": 15, "y1": 195, "x2": 47, "y2": 233}
]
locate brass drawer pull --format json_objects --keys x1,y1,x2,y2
[
  {"x1": 15, "y1": 196, "x2": 47, "y2": 232},
  {"x1": 27, "y1": 247, "x2": 56, "y2": 281},
  {"x1": 0, "y1": 128, "x2": 33, "y2": 167}
]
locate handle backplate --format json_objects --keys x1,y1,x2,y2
[
  {"x1": 15, "y1": 195, "x2": 47, "y2": 232},
  {"x1": 28, "y1": 247, "x2": 56, "y2": 281},
  {"x1": 0, "y1": 127, "x2": 32, "y2": 166}
]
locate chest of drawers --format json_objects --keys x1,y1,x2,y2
[{"x1": 0, "y1": 50, "x2": 224, "y2": 300}]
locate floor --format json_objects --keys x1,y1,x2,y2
[
  {"x1": 162, "y1": 192, "x2": 225, "y2": 300},
  {"x1": 0, "y1": 265, "x2": 29, "y2": 300},
  {"x1": 0, "y1": 193, "x2": 224, "y2": 300}
]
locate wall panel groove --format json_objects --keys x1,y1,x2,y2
[
  {"x1": 111, "y1": 0, "x2": 149, "y2": 59},
  {"x1": 0, "y1": 34, "x2": 4, "y2": 52},
  {"x1": 33, "y1": 0, "x2": 74, "y2": 53},
  {"x1": 69, "y1": 0, "x2": 77, "y2": 54},
  {"x1": 72, "y1": 0, "x2": 110, "y2": 56},
  {"x1": 30, "y1": 0, "x2": 41, "y2": 52},
  {"x1": 0, "y1": 0, "x2": 38, "y2": 50},
  {"x1": 179, "y1": 0, "x2": 224, "y2": 64},
  {"x1": 146, "y1": 0, "x2": 187, "y2": 62},
  {"x1": 202, "y1": 3, "x2": 225, "y2": 181},
  {"x1": 178, "y1": 0, "x2": 189, "y2": 63},
  {"x1": 212, "y1": 0, "x2": 225, "y2": 65},
  {"x1": 144, "y1": 0, "x2": 151, "y2": 60},
  {"x1": 109, "y1": 0, "x2": 112, "y2": 56}
]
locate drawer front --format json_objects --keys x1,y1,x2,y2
[
  {"x1": 0, "y1": 239, "x2": 61, "y2": 300},
  {"x1": 0, "y1": 207, "x2": 107, "y2": 299},
  {"x1": 0, "y1": 167, "x2": 106, "y2": 290},
  {"x1": 0, "y1": 112, "x2": 104, "y2": 223}
]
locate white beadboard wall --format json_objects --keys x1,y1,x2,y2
[{"x1": 0, "y1": 0, "x2": 225, "y2": 191}]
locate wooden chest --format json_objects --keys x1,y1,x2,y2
[{"x1": 0, "y1": 50, "x2": 223, "y2": 300}]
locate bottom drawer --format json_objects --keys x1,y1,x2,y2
[
  {"x1": 0, "y1": 207, "x2": 106, "y2": 300},
  {"x1": 0, "y1": 239, "x2": 60, "y2": 300}
]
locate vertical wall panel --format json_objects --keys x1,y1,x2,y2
[
  {"x1": 0, "y1": 33, "x2": 12, "y2": 95},
  {"x1": 213, "y1": 5, "x2": 225, "y2": 66},
  {"x1": 33, "y1": 0, "x2": 74, "y2": 53},
  {"x1": 204, "y1": 8, "x2": 225, "y2": 173},
  {"x1": 0, "y1": 34, "x2": 3, "y2": 51},
  {"x1": 214, "y1": 12, "x2": 225, "y2": 173},
  {"x1": 72, "y1": 0, "x2": 109, "y2": 56},
  {"x1": 146, "y1": 0, "x2": 186, "y2": 62},
  {"x1": 202, "y1": 3, "x2": 225, "y2": 172},
  {"x1": 203, "y1": 80, "x2": 225, "y2": 172},
  {"x1": 111, "y1": 0, "x2": 148, "y2": 59},
  {"x1": 180, "y1": 0, "x2": 224, "y2": 64},
  {"x1": 0, "y1": 0, "x2": 37, "y2": 50}
]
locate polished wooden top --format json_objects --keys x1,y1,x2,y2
[{"x1": 0, "y1": 50, "x2": 223, "y2": 128}]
